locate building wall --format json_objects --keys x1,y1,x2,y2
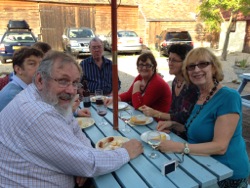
[
  {"x1": 0, "y1": 0, "x2": 140, "y2": 51},
  {"x1": 219, "y1": 21, "x2": 246, "y2": 53},
  {"x1": 0, "y1": 1, "x2": 40, "y2": 36},
  {"x1": 0, "y1": 0, "x2": 200, "y2": 50},
  {"x1": 147, "y1": 21, "x2": 197, "y2": 49}
]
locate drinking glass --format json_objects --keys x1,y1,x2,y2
[
  {"x1": 95, "y1": 89, "x2": 103, "y2": 104},
  {"x1": 96, "y1": 104, "x2": 108, "y2": 126},
  {"x1": 119, "y1": 110, "x2": 131, "y2": 133},
  {"x1": 147, "y1": 131, "x2": 161, "y2": 159}
]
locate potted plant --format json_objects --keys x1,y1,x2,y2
[{"x1": 232, "y1": 56, "x2": 250, "y2": 83}]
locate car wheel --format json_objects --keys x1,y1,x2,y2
[
  {"x1": 136, "y1": 50, "x2": 142, "y2": 55},
  {"x1": 158, "y1": 47, "x2": 164, "y2": 57},
  {"x1": 0, "y1": 57, "x2": 6, "y2": 64}
]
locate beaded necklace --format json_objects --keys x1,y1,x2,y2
[
  {"x1": 185, "y1": 80, "x2": 218, "y2": 131},
  {"x1": 176, "y1": 79, "x2": 184, "y2": 88}
]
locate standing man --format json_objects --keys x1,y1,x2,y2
[
  {"x1": 0, "y1": 51, "x2": 143, "y2": 187},
  {"x1": 80, "y1": 37, "x2": 121, "y2": 95},
  {"x1": 0, "y1": 47, "x2": 43, "y2": 111}
]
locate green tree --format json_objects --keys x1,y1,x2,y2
[{"x1": 198, "y1": 0, "x2": 250, "y2": 60}]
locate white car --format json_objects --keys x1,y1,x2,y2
[{"x1": 104, "y1": 30, "x2": 143, "y2": 54}]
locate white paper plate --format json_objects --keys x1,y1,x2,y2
[
  {"x1": 107, "y1": 102, "x2": 128, "y2": 110},
  {"x1": 77, "y1": 117, "x2": 95, "y2": 129},
  {"x1": 243, "y1": 73, "x2": 250, "y2": 76},
  {"x1": 128, "y1": 115, "x2": 153, "y2": 126},
  {"x1": 90, "y1": 96, "x2": 106, "y2": 103},
  {"x1": 96, "y1": 136, "x2": 129, "y2": 150},
  {"x1": 140, "y1": 131, "x2": 170, "y2": 143}
]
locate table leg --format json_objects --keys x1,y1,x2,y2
[{"x1": 237, "y1": 79, "x2": 247, "y2": 94}]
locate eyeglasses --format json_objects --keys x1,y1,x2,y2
[
  {"x1": 50, "y1": 77, "x2": 83, "y2": 89},
  {"x1": 137, "y1": 63, "x2": 153, "y2": 69},
  {"x1": 167, "y1": 58, "x2": 182, "y2": 63},
  {"x1": 186, "y1": 61, "x2": 211, "y2": 71},
  {"x1": 91, "y1": 45, "x2": 102, "y2": 50}
]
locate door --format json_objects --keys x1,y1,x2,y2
[{"x1": 39, "y1": 3, "x2": 95, "y2": 51}]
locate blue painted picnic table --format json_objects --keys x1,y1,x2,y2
[
  {"x1": 237, "y1": 73, "x2": 250, "y2": 108},
  {"x1": 81, "y1": 103, "x2": 233, "y2": 188}
]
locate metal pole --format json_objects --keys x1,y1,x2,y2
[{"x1": 111, "y1": 0, "x2": 118, "y2": 130}]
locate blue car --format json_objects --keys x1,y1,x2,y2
[{"x1": 0, "y1": 20, "x2": 37, "y2": 63}]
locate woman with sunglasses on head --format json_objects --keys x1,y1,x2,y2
[
  {"x1": 141, "y1": 44, "x2": 199, "y2": 135},
  {"x1": 106, "y1": 52, "x2": 171, "y2": 114},
  {"x1": 157, "y1": 47, "x2": 249, "y2": 188}
]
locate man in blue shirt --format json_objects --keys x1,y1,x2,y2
[
  {"x1": 0, "y1": 47, "x2": 43, "y2": 112},
  {"x1": 79, "y1": 37, "x2": 121, "y2": 95}
]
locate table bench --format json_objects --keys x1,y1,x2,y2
[{"x1": 237, "y1": 73, "x2": 250, "y2": 108}]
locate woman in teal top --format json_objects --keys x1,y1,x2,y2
[{"x1": 157, "y1": 47, "x2": 249, "y2": 188}]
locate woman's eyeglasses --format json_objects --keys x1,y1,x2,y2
[
  {"x1": 137, "y1": 63, "x2": 153, "y2": 69},
  {"x1": 186, "y1": 61, "x2": 211, "y2": 71},
  {"x1": 167, "y1": 58, "x2": 182, "y2": 63}
]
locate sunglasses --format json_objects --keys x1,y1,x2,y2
[{"x1": 186, "y1": 61, "x2": 211, "y2": 71}]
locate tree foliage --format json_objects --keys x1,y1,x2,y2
[{"x1": 198, "y1": 0, "x2": 250, "y2": 60}]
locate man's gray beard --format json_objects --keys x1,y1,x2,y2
[{"x1": 40, "y1": 88, "x2": 74, "y2": 117}]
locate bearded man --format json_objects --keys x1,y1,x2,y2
[{"x1": 0, "y1": 51, "x2": 143, "y2": 187}]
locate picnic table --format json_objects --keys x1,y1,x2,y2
[
  {"x1": 80, "y1": 102, "x2": 233, "y2": 188},
  {"x1": 237, "y1": 73, "x2": 250, "y2": 108}
]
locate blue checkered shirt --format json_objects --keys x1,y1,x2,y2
[{"x1": 0, "y1": 83, "x2": 129, "y2": 187}]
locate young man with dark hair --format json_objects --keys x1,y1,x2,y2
[
  {"x1": 32, "y1": 41, "x2": 52, "y2": 54},
  {"x1": 0, "y1": 47, "x2": 43, "y2": 111}
]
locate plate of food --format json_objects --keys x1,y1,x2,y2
[
  {"x1": 90, "y1": 96, "x2": 106, "y2": 103},
  {"x1": 77, "y1": 117, "x2": 95, "y2": 129},
  {"x1": 129, "y1": 115, "x2": 153, "y2": 126},
  {"x1": 96, "y1": 136, "x2": 129, "y2": 150},
  {"x1": 140, "y1": 131, "x2": 170, "y2": 143},
  {"x1": 107, "y1": 102, "x2": 128, "y2": 110}
]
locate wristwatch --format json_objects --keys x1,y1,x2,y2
[{"x1": 183, "y1": 143, "x2": 190, "y2": 154}]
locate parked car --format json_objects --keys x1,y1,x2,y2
[
  {"x1": 104, "y1": 30, "x2": 143, "y2": 54},
  {"x1": 62, "y1": 27, "x2": 95, "y2": 57},
  {"x1": 0, "y1": 20, "x2": 37, "y2": 63},
  {"x1": 155, "y1": 30, "x2": 193, "y2": 56}
]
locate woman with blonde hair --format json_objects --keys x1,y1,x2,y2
[{"x1": 157, "y1": 47, "x2": 249, "y2": 188}]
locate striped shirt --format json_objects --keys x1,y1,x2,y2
[
  {"x1": 80, "y1": 56, "x2": 121, "y2": 95},
  {"x1": 0, "y1": 83, "x2": 129, "y2": 187}
]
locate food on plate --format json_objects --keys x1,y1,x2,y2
[
  {"x1": 153, "y1": 133, "x2": 167, "y2": 141},
  {"x1": 77, "y1": 117, "x2": 95, "y2": 129},
  {"x1": 161, "y1": 134, "x2": 167, "y2": 140},
  {"x1": 97, "y1": 136, "x2": 128, "y2": 150},
  {"x1": 130, "y1": 116, "x2": 147, "y2": 124}
]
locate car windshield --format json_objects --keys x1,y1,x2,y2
[
  {"x1": 118, "y1": 31, "x2": 138, "y2": 37},
  {"x1": 166, "y1": 32, "x2": 191, "y2": 41},
  {"x1": 2, "y1": 32, "x2": 35, "y2": 43},
  {"x1": 69, "y1": 29, "x2": 94, "y2": 38}
]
